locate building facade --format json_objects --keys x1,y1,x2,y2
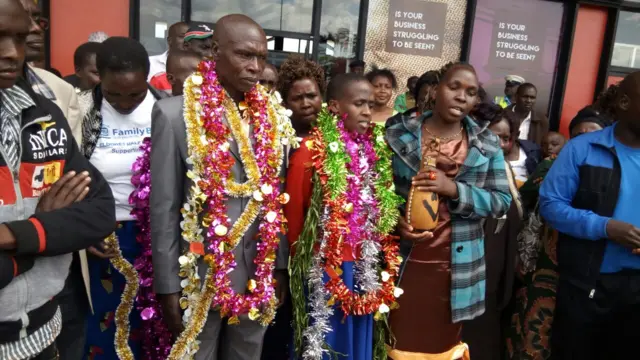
[{"x1": 43, "y1": 0, "x2": 640, "y2": 134}]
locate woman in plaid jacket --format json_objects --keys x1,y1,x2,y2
[{"x1": 385, "y1": 64, "x2": 512, "y2": 359}]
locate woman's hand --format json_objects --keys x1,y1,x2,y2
[
  {"x1": 397, "y1": 216, "x2": 433, "y2": 242},
  {"x1": 412, "y1": 167, "x2": 458, "y2": 198}
]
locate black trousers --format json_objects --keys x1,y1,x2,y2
[
  {"x1": 260, "y1": 290, "x2": 293, "y2": 360},
  {"x1": 462, "y1": 293, "x2": 504, "y2": 360},
  {"x1": 55, "y1": 254, "x2": 88, "y2": 360},
  {"x1": 33, "y1": 344, "x2": 58, "y2": 360},
  {"x1": 551, "y1": 271, "x2": 640, "y2": 360}
]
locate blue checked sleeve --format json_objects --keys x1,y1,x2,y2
[{"x1": 448, "y1": 149, "x2": 512, "y2": 220}]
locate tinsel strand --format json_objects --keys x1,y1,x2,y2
[
  {"x1": 129, "y1": 137, "x2": 174, "y2": 359},
  {"x1": 106, "y1": 233, "x2": 139, "y2": 360}
]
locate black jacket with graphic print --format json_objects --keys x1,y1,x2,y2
[{"x1": 0, "y1": 80, "x2": 115, "y2": 342}]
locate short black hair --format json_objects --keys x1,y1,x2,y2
[
  {"x1": 516, "y1": 82, "x2": 537, "y2": 96},
  {"x1": 326, "y1": 72, "x2": 369, "y2": 102},
  {"x1": 439, "y1": 62, "x2": 477, "y2": 84},
  {"x1": 46, "y1": 68, "x2": 62, "y2": 78},
  {"x1": 96, "y1": 37, "x2": 150, "y2": 77},
  {"x1": 474, "y1": 102, "x2": 519, "y2": 139},
  {"x1": 74, "y1": 42, "x2": 102, "y2": 70},
  {"x1": 478, "y1": 86, "x2": 488, "y2": 103},
  {"x1": 413, "y1": 70, "x2": 440, "y2": 101},
  {"x1": 407, "y1": 76, "x2": 419, "y2": 84},
  {"x1": 366, "y1": 67, "x2": 397, "y2": 89},
  {"x1": 277, "y1": 55, "x2": 325, "y2": 101},
  {"x1": 349, "y1": 59, "x2": 365, "y2": 68},
  {"x1": 593, "y1": 83, "x2": 618, "y2": 120},
  {"x1": 166, "y1": 49, "x2": 202, "y2": 72}
]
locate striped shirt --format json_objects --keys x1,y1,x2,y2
[
  {"x1": 0, "y1": 307, "x2": 62, "y2": 360},
  {"x1": 0, "y1": 85, "x2": 36, "y2": 172},
  {"x1": 26, "y1": 67, "x2": 56, "y2": 101}
]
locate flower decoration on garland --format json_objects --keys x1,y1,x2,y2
[
  {"x1": 129, "y1": 137, "x2": 174, "y2": 360},
  {"x1": 168, "y1": 60, "x2": 297, "y2": 360},
  {"x1": 290, "y1": 107, "x2": 404, "y2": 359},
  {"x1": 106, "y1": 232, "x2": 139, "y2": 360}
]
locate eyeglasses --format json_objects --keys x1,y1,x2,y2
[{"x1": 31, "y1": 16, "x2": 49, "y2": 31}]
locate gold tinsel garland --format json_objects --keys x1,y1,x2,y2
[
  {"x1": 171, "y1": 70, "x2": 297, "y2": 359},
  {"x1": 105, "y1": 232, "x2": 139, "y2": 360}
]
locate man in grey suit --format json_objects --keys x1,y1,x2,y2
[{"x1": 150, "y1": 14, "x2": 288, "y2": 360}]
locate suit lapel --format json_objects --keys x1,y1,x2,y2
[
  {"x1": 222, "y1": 113, "x2": 243, "y2": 163},
  {"x1": 229, "y1": 136, "x2": 243, "y2": 163}
]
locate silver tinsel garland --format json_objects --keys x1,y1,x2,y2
[
  {"x1": 354, "y1": 155, "x2": 382, "y2": 293},
  {"x1": 302, "y1": 208, "x2": 334, "y2": 360},
  {"x1": 303, "y1": 149, "x2": 385, "y2": 358}
]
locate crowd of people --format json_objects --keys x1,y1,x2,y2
[{"x1": 1, "y1": 0, "x2": 639, "y2": 360}]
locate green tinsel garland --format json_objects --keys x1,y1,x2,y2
[
  {"x1": 290, "y1": 173, "x2": 324, "y2": 357},
  {"x1": 289, "y1": 109, "x2": 404, "y2": 360}
]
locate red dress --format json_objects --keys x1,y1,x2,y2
[{"x1": 285, "y1": 139, "x2": 355, "y2": 261}]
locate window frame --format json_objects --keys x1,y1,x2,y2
[{"x1": 134, "y1": 0, "x2": 370, "y2": 63}]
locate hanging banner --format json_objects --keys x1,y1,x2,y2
[
  {"x1": 468, "y1": 0, "x2": 564, "y2": 114},
  {"x1": 364, "y1": 0, "x2": 468, "y2": 106},
  {"x1": 385, "y1": 1, "x2": 447, "y2": 57}
]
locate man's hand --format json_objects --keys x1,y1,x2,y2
[
  {"x1": 412, "y1": 167, "x2": 458, "y2": 198},
  {"x1": 0, "y1": 224, "x2": 16, "y2": 250},
  {"x1": 0, "y1": 172, "x2": 91, "y2": 250},
  {"x1": 606, "y1": 220, "x2": 640, "y2": 254},
  {"x1": 36, "y1": 171, "x2": 91, "y2": 213},
  {"x1": 87, "y1": 241, "x2": 119, "y2": 259},
  {"x1": 158, "y1": 292, "x2": 184, "y2": 338},
  {"x1": 397, "y1": 216, "x2": 433, "y2": 242},
  {"x1": 274, "y1": 269, "x2": 288, "y2": 307}
]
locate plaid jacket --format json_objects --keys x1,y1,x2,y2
[{"x1": 386, "y1": 111, "x2": 512, "y2": 322}]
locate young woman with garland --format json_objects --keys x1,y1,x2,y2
[
  {"x1": 385, "y1": 64, "x2": 512, "y2": 359},
  {"x1": 286, "y1": 73, "x2": 404, "y2": 360}
]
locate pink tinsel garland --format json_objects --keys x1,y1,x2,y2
[{"x1": 129, "y1": 137, "x2": 173, "y2": 359}]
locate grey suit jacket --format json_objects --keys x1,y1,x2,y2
[{"x1": 150, "y1": 95, "x2": 289, "y2": 295}]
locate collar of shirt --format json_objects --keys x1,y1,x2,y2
[
  {"x1": 26, "y1": 66, "x2": 57, "y2": 101},
  {"x1": 512, "y1": 105, "x2": 532, "y2": 122},
  {"x1": 0, "y1": 84, "x2": 36, "y2": 118}
]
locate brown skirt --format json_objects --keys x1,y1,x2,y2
[{"x1": 389, "y1": 260, "x2": 462, "y2": 354}]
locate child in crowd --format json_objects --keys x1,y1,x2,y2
[{"x1": 541, "y1": 131, "x2": 566, "y2": 159}]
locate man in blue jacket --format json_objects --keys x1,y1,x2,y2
[{"x1": 540, "y1": 71, "x2": 640, "y2": 360}]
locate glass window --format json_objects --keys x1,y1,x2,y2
[
  {"x1": 190, "y1": 0, "x2": 313, "y2": 33},
  {"x1": 317, "y1": 0, "x2": 361, "y2": 80},
  {"x1": 468, "y1": 0, "x2": 564, "y2": 115},
  {"x1": 139, "y1": 0, "x2": 182, "y2": 55},
  {"x1": 611, "y1": 11, "x2": 640, "y2": 69}
]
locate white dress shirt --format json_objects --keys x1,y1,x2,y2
[
  {"x1": 148, "y1": 51, "x2": 168, "y2": 81},
  {"x1": 514, "y1": 106, "x2": 532, "y2": 141}
]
